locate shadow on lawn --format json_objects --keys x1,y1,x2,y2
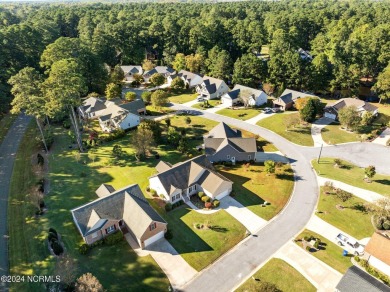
[{"x1": 375, "y1": 179, "x2": 390, "y2": 186}]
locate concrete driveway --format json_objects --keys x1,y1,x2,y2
[
  {"x1": 311, "y1": 117, "x2": 333, "y2": 147},
  {"x1": 146, "y1": 239, "x2": 197, "y2": 289},
  {"x1": 220, "y1": 196, "x2": 267, "y2": 234},
  {"x1": 372, "y1": 127, "x2": 390, "y2": 145},
  {"x1": 246, "y1": 112, "x2": 275, "y2": 124}
]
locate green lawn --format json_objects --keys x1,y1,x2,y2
[
  {"x1": 8, "y1": 124, "x2": 170, "y2": 291},
  {"x1": 216, "y1": 108, "x2": 262, "y2": 121},
  {"x1": 313, "y1": 158, "x2": 390, "y2": 197},
  {"x1": 322, "y1": 123, "x2": 361, "y2": 144},
  {"x1": 0, "y1": 113, "x2": 17, "y2": 144},
  {"x1": 257, "y1": 113, "x2": 314, "y2": 146},
  {"x1": 236, "y1": 258, "x2": 315, "y2": 292},
  {"x1": 191, "y1": 99, "x2": 220, "y2": 110},
  {"x1": 239, "y1": 128, "x2": 278, "y2": 152},
  {"x1": 146, "y1": 105, "x2": 175, "y2": 116},
  {"x1": 217, "y1": 163, "x2": 294, "y2": 220},
  {"x1": 295, "y1": 230, "x2": 353, "y2": 273},
  {"x1": 317, "y1": 187, "x2": 375, "y2": 239},
  {"x1": 169, "y1": 93, "x2": 197, "y2": 104},
  {"x1": 164, "y1": 207, "x2": 246, "y2": 271}
]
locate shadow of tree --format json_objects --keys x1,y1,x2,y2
[{"x1": 209, "y1": 225, "x2": 228, "y2": 233}]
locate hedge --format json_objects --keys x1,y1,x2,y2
[{"x1": 104, "y1": 231, "x2": 123, "y2": 245}]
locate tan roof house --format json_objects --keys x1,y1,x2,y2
[
  {"x1": 196, "y1": 76, "x2": 229, "y2": 100},
  {"x1": 273, "y1": 89, "x2": 317, "y2": 111},
  {"x1": 364, "y1": 232, "x2": 390, "y2": 276},
  {"x1": 149, "y1": 155, "x2": 232, "y2": 203},
  {"x1": 324, "y1": 98, "x2": 378, "y2": 120},
  {"x1": 71, "y1": 184, "x2": 167, "y2": 249}
]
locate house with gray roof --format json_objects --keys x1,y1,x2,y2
[
  {"x1": 121, "y1": 65, "x2": 143, "y2": 81},
  {"x1": 204, "y1": 122, "x2": 257, "y2": 163},
  {"x1": 149, "y1": 155, "x2": 233, "y2": 203},
  {"x1": 221, "y1": 85, "x2": 268, "y2": 107},
  {"x1": 78, "y1": 97, "x2": 107, "y2": 119},
  {"x1": 196, "y1": 76, "x2": 229, "y2": 100},
  {"x1": 71, "y1": 184, "x2": 167, "y2": 249},
  {"x1": 167, "y1": 70, "x2": 203, "y2": 88},
  {"x1": 273, "y1": 89, "x2": 317, "y2": 111},
  {"x1": 143, "y1": 66, "x2": 175, "y2": 82},
  {"x1": 324, "y1": 98, "x2": 378, "y2": 121}
]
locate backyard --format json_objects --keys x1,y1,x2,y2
[
  {"x1": 191, "y1": 99, "x2": 220, "y2": 110},
  {"x1": 317, "y1": 187, "x2": 375, "y2": 239},
  {"x1": 313, "y1": 158, "x2": 390, "y2": 197},
  {"x1": 236, "y1": 258, "x2": 315, "y2": 292},
  {"x1": 217, "y1": 163, "x2": 294, "y2": 220},
  {"x1": 295, "y1": 230, "x2": 353, "y2": 273},
  {"x1": 216, "y1": 107, "x2": 262, "y2": 121},
  {"x1": 257, "y1": 112, "x2": 314, "y2": 146}
]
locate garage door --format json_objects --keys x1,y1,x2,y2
[
  {"x1": 144, "y1": 231, "x2": 165, "y2": 247},
  {"x1": 324, "y1": 112, "x2": 336, "y2": 120},
  {"x1": 221, "y1": 97, "x2": 232, "y2": 106},
  {"x1": 215, "y1": 189, "x2": 230, "y2": 200}
]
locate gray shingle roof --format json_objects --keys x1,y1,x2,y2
[
  {"x1": 95, "y1": 184, "x2": 116, "y2": 198},
  {"x1": 207, "y1": 122, "x2": 242, "y2": 138},
  {"x1": 119, "y1": 99, "x2": 146, "y2": 115},
  {"x1": 204, "y1": 137, "x2": 256, "y2": 155},
  {"x1": 81, "y1": 97, "x2": 106, "y2": 114},
  {"x1": 223, "y1": 89, "x2": 240, "y2": 100},
  {"x1": 336, "y1": 266, "x2": 390, "y2": 292},
  {"x1": 178, "y1": 70, "x2": 201, "y2": 83}
]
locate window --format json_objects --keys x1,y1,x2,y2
[
  {"x1": 91, "y1": 232, "x2": 98, "y2": 239},
  {"x1": 194, "y1": 185, "x2": 197, "y2": 190},
  {"x1": 149, "y1": 222, "x2": 157, "y2": 231},
  {"x1": 128, "y1": 123, "x2": 131, "y2": 126},
  {"x1": 248, "y1": 155, "x2": 251, "y2": 160},
  {"x1": 105, "y1": 225, "x2": 116, "y2": 234},
  {"x1": 227, "y1": 155, "x2": 230, "y2": 160}
]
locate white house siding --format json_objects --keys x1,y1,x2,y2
[
  {"x1": 143, "y1": 231, "x2": 165, "y2": 247},
  {"x1": 221, "y1": 95, "x2": 234, "y2": 106},
  {"x1": 249, "y1": 92, "x2": 268, "y2": 106},
  {"x1": 215, "y1": 82, "x2": 229, "y2": 99},
  {"x1": 149, "y1": 177, "x2": 169, "y2": 200},
  {"x1": 118, "y1": 113, "x2": 140, "y2": 131},
  {"x1": 368, "y1": 256, "x2": 390, "y2": 276}
]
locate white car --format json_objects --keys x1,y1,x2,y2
[
  {"x1": 197, "y1": 95, "x2": 205, "y2": 102},
  {"x1": 335, "y1": 233, "x2": 364, "y2": 256}
]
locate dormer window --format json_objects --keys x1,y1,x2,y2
[{"x1": 149, "y1": 222, "x2": 157, "y2": 231}]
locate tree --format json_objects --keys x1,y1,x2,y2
[
  {"x1": 150, "y1": 73, "x2": 165, "y2": 86},
  {"x1": 170, "y1": 77, "x2": 185, "y2": 89},
  {"x1": 172, "y1": 53, "x2": 186, "y2": 72},
  {"x1": 131, "y1": 127, "x2": 154, "y2": 160},
  {"x1": 29, "y1": 186, "x2": 44, "y2": 214},
  {"x1": 299, "y1": 98, "x2": 317, "y2": 122},
  {"x1": 151, "y1": 90, "x2": 169, "y2": 109},
  {"x1": 338, "y1": 106, "x2": 362, "y2": 131},
  {"x1": 124, "y1": 91, "x2": 137, "y2": 101},
  {"x1": 232, "y1": 53, "x2": 266, "y2": 87},
  {"x1": 165, "y1": 117, "x2": 171, "y2": 127},
  {"x1": 8, "y1": 67, "x2": 49, "y2": 152},
  {"x1": 75, "y1": 273, "x2": 104, "y2": 292},
  {"x1": 365, "y1": 198, "x2": 390, "y2": 230},
  {"x1": 361, "y1": 111, "x2": 374, "y2": 126},
  {"x1": 141, "y1": 91, "x2": 152, "y2": 104},
  {"x1": 142, "y1": 59, "x2": 155, "y2": 71},
  {"x1": 167, "y1": 126, "x2": 180, "y2": 146},
  {"x1": 54, "y1": 254, "x2": 78, "y2": 289},
  {"x1": 105, "y1": 83, "x2": 121, "y2": 100},
  {"x1": 132, "y1": 73, "x2": 144, "y2": 84},
  {"x1": 373, "y1": 63, "x2": 390, "y2": 103},
  {"x1": 364, "y1": 165, "x2": 376, "y2": 182},
  {"x1": 139, "y1": 120, "x2": 162, "y2": 142},
  {"x1": 264, "y1": 160, "x2": 276, "y2": 175},
  {"x1": 206, "y1": 46, "x2": 232, "y2": 80},
  {"x1": 178, "y1": 137, "x2": 190, "y2": 153},
  {"x1": 185, "y1": 116, "x2": 191, "y2": 125},
  {"x1": 110, "y1": 65, "x2": 124, "y2": 84},
  {"x1": 294, "y1": 97, "x2": 310, "y2": 111},
  {"x1": 185, "y1": 53, "x2": 204, "y2": 73},
  {"x1": 112, "y1": 145, "x2": 124, "y2": 158}
]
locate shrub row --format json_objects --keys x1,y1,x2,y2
[
  {"x1": 165, "y1": 200, "x2": 184, "y2": 212},
  {"x1": 358, "y1": 259, "x2": 389, "y2": 285},
  {"x1": 79, "y1": 231, "x2": 123, "y2": 255},
  {"x1": 47, "y1": 228, "x2": 63, "y2": 256}
]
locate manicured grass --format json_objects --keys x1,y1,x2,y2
[
  {"x1": 216, "y1": 108, "x2": 262, "y2": 121},
  {"x1": 236, "y1": 258, "x2": 316, "y2": 292},
  {"x1": 295, "y1": 229, "x2": 353, "y2": 273},
  {"x1": 317, "y1": 187, "x2": 375, "y2": 239},
  {"x1": 191, "y1": 99, "x2": 220, "y2": 110},
  {"x1": 313, "y1": 158, "x2": 390, "y2": 197},
  {"x1": 257, "y1": 112, "x2": 314, "y2": 146},
  {"x1": 146, "y1": 105, "x2": 174, "y2": 116},
  {"x1": 164, "y1": 207, "x2": 246, "y2": 271},
  {"x1": 322, "y1": 123, "x2": 361, "y2": 144},
  {"x1": 217, "y1": 163, "x2": 294, "y2": 220},
  {"x1": 240, "y1": 128, "x2": 278, "y2": 152},
  {"x1": 169, "y1": 93, "x2": 198, "y2": 104},
  {"x1": 0, "y1": 113, "x2": 17, "y2": 144}
]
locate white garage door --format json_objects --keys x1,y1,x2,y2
[
  {"x1": 221, "y1": 97, "x2": 232, "y2": 106},
  {"x1": 144, "y1": 231, "x2": 165, "y2": 247},
  {"x1": 324, "y1": 112, "x2": 336, "y2": 120},
  {"x1": 215, "y1": 189, "x2": 230, "y2": 200}
]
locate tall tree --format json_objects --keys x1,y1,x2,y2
[
  {"x1": 373, "y1": 63, "x2": 390, "y2": 103},
  {"x1": 232, "y1": 53, "x2": 266, "y2": 87},
  {"x1": 206, "y1": 46, "x2": 232, "y2": 80},
  {"x1": 172, "y1": 53, "x2": 186, "y2": 72},
  {"x1": 185, "y1": 53, "x2": 204, "y2": 73}
]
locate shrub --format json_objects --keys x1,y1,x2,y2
[
  {"x1": 165, "y1": 203, "x2": 172, "y2": 212},
  {"x1": 205, "y1": 202, "x2": 212, "y2": 208},
  {"x1": 150, "y1": 189, "x2": 157, "y2": 196},
  {"x1": 164, "y1": 230, "x2": 173, "y2": 240},
  {"x1": 49, "y1": 228, "x2": 57, "y2": 235},
  {"x1": 303, "y1": 236, "x2": 309, "y2": 241},
  {"x1": 383, "y1": 220, "x2": 390, "y2": 230},
  {"x1": 104, "y1": 231, "x2": 123, "y2": 245},
  {"x1": 314, "y1": 241, "x2": 319, "y2": 249},
  {"x1": 51, "y1": 241, "x2": 64, "y2": 256},
  {"x1": 334, "y1": 158, "x2": 342, "y2": 167},
  {"x1": 201, "y1": 196, "x2": 210, "y2": 202},
  {"x1": 360, "y1": 259, "x2": 369, "y2": 268},
  {"x1": 146, "y1": 186, "x2": 150, "y2": 192},
  {"x1": 91, "y1": 239, "x2": 104, "y2": 248},
  {"x1": 79, "y1": 244, "x2": 90, "y2": 255},
  {"x1": 306, "y1": 246, "x2": 311, "y2": 251},
  {"x1": 48, "y1": 232, "x2": 58, "y2": 242},
  {"x1": 198, "y1": 192, "x2": 205, "y2": 198},
  {"x1": 213, "y1": 200, "x2": 220, "y2": 208},
  {"x1": 37, "y1": 153, "x2": 44, "y2": 166},
  {"x1": 354, "y1": 255, "x2": 360, "y2": 262}
]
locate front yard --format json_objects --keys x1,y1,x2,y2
[
  {"x1": 191, "y1": 99, "x2": 220, "y2": 110},
  {"x1": 216, "y1": 107, "x2": 262, "y2": 121},
  {"x1": 236, "y1": 258, "x2": 315, "y2": 292},
  {"x1": 257, "y1": 112, "x2": 314, "y2": 146},
  {"x1": 168, "y1": 92, "x2": 198, "y2": 104},
  {"x1": 321, "y1": 123, "x2": 361, "y2": 144},
  {"x1": 295, "y1": 230, "x2": 353, "y2": 273},
  {"x1": 317, "y1": 187, "x2": 375, "y2": 239},
  {"x1": 312, "y1": 158, "x2": 390, "y2": 197},
  {"x1": 217, "y1": 163, "x2": 294, "y2": 220}
]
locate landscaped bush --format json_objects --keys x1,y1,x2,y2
[
  {"x1": 354, "y1": 255, "x2": 360, "y2": 262},
  {"x1": 165, "y1": 202, "x2": 172, "y2": 212},
  {"x1": 48, "y1": 232, "x2": 58, "y2": 242},
  {"x1": 150, "y1": 189, "x2": 157, "y2": 196},
  {"x1": 306, "y1": 246, "x2": 311, "y2": 251},
  {"x1": 205, "y1": 202, "x2": 212, "y2": 209},
  {"x1": 383, "y1": 220, "x2": 390, "y2": 230},
  {"x1": 79, "y1": 244, "x2": 90, "y2": 255},
  {"x1": 303, "y1": 236, "x2": 310, "y2": 241},
  {"x1": 146, "y1": 186, "x2": 150, "y2": 192},
  {"x1": 104, "y1": 231, "x2": 123, "y2": 245},
  {"x1": 314, "y1": 241, "x2": 319, "y2": 249},
  {"x1": 201, "y1": 196, "x2": 210, "y2": 202},
  {"x1": 51, "y1": 241, "x2": 64, "y2": 256},
  {"x1": 90, "y1": 239, "x2": 104, "y2": 248},
  {"x1": 198, "y1": 192, "x2": 205, "y2": 198},
  {"x1": 213, "y1": 200, "x2": 220, "y2": 208}
]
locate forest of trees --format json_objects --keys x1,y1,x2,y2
[{"x1": 1, "y1": 0, "x2": 389, "y2": 113}]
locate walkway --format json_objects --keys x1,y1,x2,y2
[
  {"x1": 219, "y1": 196, "x2": 267, "y2": 234},
  {"x1": 202, "y1": 102, "x2": 230, "y2": 113},
  {"x1": 274, "y1": 241, "x2": 343, "y2": 291},
  {"x1": 311, "y1": 117, "x2": 332, "y2": 147},
  {"x1": 246, "y1": 112, "x2": 275, "y2": 124},
  {"x1": 0, "y1": 114, "x2": 31, "y2": 289},
  {"x1": 316, "y1": 176, "x2": 385, "y2": 203},
  {"x1": 372, "y1": 127, "x2": 390, "y2": 146}
]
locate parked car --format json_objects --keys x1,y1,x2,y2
[
  {"x1": 335, "y1": 233, "x2": 364, "y2": 256},
  {"x1": 263, "y1": 107, "x2": 272, "y2": 113},
  {"x1": 197, "y1": 95, "x2": 205, "y2": 102}
]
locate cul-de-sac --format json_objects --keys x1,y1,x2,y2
[{"x1": 0, "y1": 1, "x2": 390, "y2": 292}]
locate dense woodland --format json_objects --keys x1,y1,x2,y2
[{"x1": 1, "y1": 0, "x2": 390, "y2": 114}]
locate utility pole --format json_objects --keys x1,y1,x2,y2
[{"x1": 317, "y1": 143, "x2": 323, "y2": 164}]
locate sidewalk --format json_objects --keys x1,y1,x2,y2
[
  {"x1": 316, "y1": 176, "x2": 385, "y2": 203},
  {"x1": 246, "y1": 112, "x2": 275, "y2": 124},
  {"x1": 372, "y1": 127, "x2": 390, "y2": 146},
  {"x1": 275, "y1": 241, "x2": 343, "y2": 291},
  {"x1": 311, "y1": 117, "x2": 332, "y2": 147}
]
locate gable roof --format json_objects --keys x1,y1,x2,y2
[
  {"x1": 204, "y1": 137, "x2": 256, "y2": 156},
  {"x1": 275, "y1": 89, "x2": 317, "y2": 105},
  {"x1": 222, "y1": 89, "x2": 240, "y2": 101},
  {"x1": 232, "y1": 84, "x2": 266, "y2": 100},
  {"x1": 150, "y1": 155, "x2": 231, "y2": 196},
  {"x1": 144, "y1": 66, "x2": 175, "y2": 76},
  {"x1": 95, "y1": 184, "x2": 116, "y2": 198},
  {"x1": 119, "y1": 99, "x2": 146, "y2": 115},
  {"x1": 121, "y1": 65, "x2": 143, "y2": 75},
  {"x1": 207, "y1": 122, "x2": 242, "y2": 138},
  {"x1": 155, "y1": 161, "x2": 172, "y2": 173},
  {"x1": 71, "y1": 184, "x2": 166, "y2": 237},
  {"x1": 200, "y1": 76, "x2": 225, "y2": 94},
  {"x1": 80, "y1": 97, "x2": 106, "y2": 114},
  {"x1": 365, "y1": 232, "x2": 390, "y2": 266},
  {"x1": 177, "y1": 70, "x2": 202, "y2": 83},
  {"x1": 336, "y1": 265, "x2": 390, "y2": 292},
  {"x1": 328, "y1": 98, "x2": 378, "y2": 113}
]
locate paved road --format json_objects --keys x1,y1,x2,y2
[
  {"x1": 0, "y1": 114, "x2": 31, "y2": 289},
  {"x1": 169, "y1": 105, "x2": 390, "y2": 292}
]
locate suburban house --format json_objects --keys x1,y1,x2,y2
[
  {"x1": 149, "y1": 155, "x2": 233, "y2": 203},
  {"x1": 143, "y1": 66, "x2": 175, "y2": 82},
  {"x1": 324, "y1": 98, "x2": 379, "y2": 120},
  {"x1": 121, "y1": 65, "x2": 143, "y2": 81},
  {"x1": 273, "y1": 89, "x2": 317, "y2": 111},
  {"x1": 78, "y1": 96, "x2": 107, "y2": 119},
  {"x1": 196, "y1": 76, "x2": 229, "y2": 100},
  {"x1": 364, "y1": 232, "x2": 390, "y2": 276},
  {"x1": 168, "y1": 70, "x2": 203, "y2": 88},
  {"x1": 71, "y1": 184, "x2": 167, "y2": 249},
  {"x1": 204, "y1": 122, "x2": 257, "y2": 163},
  {"x1": 221, "y1": 84, "x2": 268, "y2": 107},
  {"x1": 335, "y1": 265, "x2": 390, "y2": 292}
]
